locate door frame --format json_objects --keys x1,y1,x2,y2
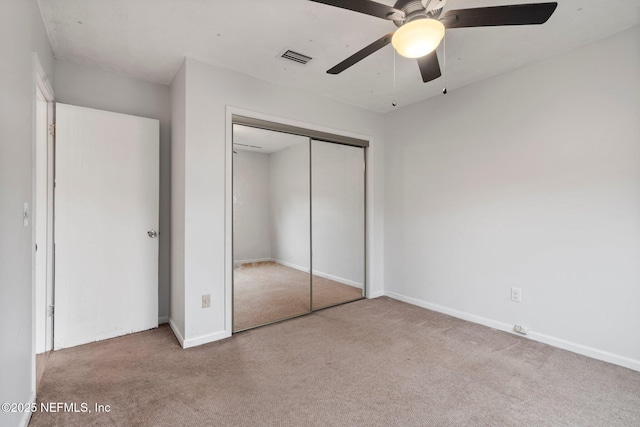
[
  {"x1": 31, "y1": 53, "x2": 55, "y2": 392},
  {"x1": 224, "y1": 107, "x2": 374, "y2": 336}
]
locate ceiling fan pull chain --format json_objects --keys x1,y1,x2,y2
[
  {"x1": 392, "y1": 47, "x2": 398, "y2": 107},
  {"x1": 442, "y1": 31, "x2": 447, "y2": 94}
]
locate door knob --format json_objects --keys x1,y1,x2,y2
[{"x1": 147, "y1": 229, "x2": 158, "y2": 238}]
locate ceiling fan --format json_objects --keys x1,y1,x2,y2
[{"x1": 310, "y1": 0, "x2": 558, "y2": 83}]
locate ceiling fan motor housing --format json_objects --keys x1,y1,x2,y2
[{"x1": 393, "y1": 0, "x2": 444, "y2": 27}]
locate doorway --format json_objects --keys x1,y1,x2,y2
[
  {"x1": 231, "y1": 116, "x2": 367, "y2": 332},
  {"x1": 33, "y1": 55, "x2": 55, "y2": 391}
]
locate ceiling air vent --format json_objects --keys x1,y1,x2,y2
[{"x1": 279, "y1": 49, "x2": 312, "y2": 65}]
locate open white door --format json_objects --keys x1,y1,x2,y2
[
  {"x1": 54, "y1": 103, "x2": 159, "y2": 349},
  {"x1": 34, "y1": 86, "x2": 49, "y2": 354}
]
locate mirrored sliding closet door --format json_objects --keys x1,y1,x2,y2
[
  {"x1": 232, "y1": 125, "x2": 311, "y2": 331},
  {"x1": 232, "y1": 120, "x2": 367, "y2": 332},
  {"x1": 311, "y1": 140, "x2": 365, "y2": 310}
]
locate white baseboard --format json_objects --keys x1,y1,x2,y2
[
  {"x1": 19, "y1": 392, "x2": 36, "y2": 427},
  {"x1": 275, "y1": 259, "x2": 363, "y2": 289},
  {"x1": 368, "y1": 290, "x2": 385, "y2": 298},
  {"x1": 182, "y1": 330, "x2": 230, "y2": 349},
  {"x1": 169, "y1": 318, "x2": 229, "y2": 349},
  {"x1": 385, "y1": 291, "x2": 513, "y2": 331},
  {"x1": 234, "y1": 257, "x2": 273, "y2": 266},
  {"x1": 274, "y1": 259, "x2": 306, "y2": 272},
  {"x1": 384, "y1": 291, "x2": 640, "y2": 372},
  {"x1": 312, "y1": 270, "x2": 362, "y2": 289},
  {"x1": 526, "y1": 331, "x2": 640, "y2": 372},
  {"x1": 168, "y1": 318, "x2": 185, "y2": 347},
  {"x1": 158, "y1": 316, "x2": 169, "y2": 325}
]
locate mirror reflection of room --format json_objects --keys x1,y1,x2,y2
[
  {"x1": 233, "y1": 125, "x2": 311, "y2": 331},
  {"x1": 232, "y1": 125, "x2": 366, "y2": 332},
  {"x1": 311, "y1": 140, "x2": 364, "y2": 310}
]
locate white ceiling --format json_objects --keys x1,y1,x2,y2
[{"x1": 38, "y1": 0, "x2": 639, "y2": 113}]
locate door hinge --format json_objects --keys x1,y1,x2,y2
[
  {"x1": 49, "y1": 123, "x2": 55, "y2": 137},
  {"x1": 47, "y1": 305, "x2": 54, "y2": 317}
]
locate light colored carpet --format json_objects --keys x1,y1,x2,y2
[
  {"x1": 30, "y1": 297, "x2": 640, "y2": 426},
  {"x1": 233, "y1": 261, "x2": 363, "y2": 330},
  {"x1": 35, "y1": 351, "x2": 50, "y2": 392}
]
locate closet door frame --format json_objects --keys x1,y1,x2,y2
[{"x1": 228, "y1": 110, "x2": 369, "y2": 334}]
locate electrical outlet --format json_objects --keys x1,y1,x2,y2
[
  {"x1": 513, "y1": 325, "x2": 528, "y2": 335},
  {"x1": 202, "y1": 294, "x2": 211, "y2": 308},
  {"x1": 511, "y1": 287, "x2": 522, "y2": 302}
]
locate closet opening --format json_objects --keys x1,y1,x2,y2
[{"x1": 231, "y1": 115, "x2": 368, "y2": 332}]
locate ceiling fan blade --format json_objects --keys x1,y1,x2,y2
[
  {"x1": 441, "y1": 2, "x2": 558, "y2": 28},
  {"x1": 417, "y1": 51, "x2": 441, "y2": 83},
  {"x1": 327, "y1": 33, "x2": 394, "y2": 75},
  {"x1": 309, "y1": 0, "x2": 405, "y2": 21}
]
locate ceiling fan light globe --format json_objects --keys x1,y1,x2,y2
[{"x1": 392, "y1": 18, "x2": 445, "y2": 58}]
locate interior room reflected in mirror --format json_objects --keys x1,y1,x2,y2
[
  {"x1": 233, "y1": 125, "x2": 311, "y2": 331},
  {"x1": 232, "y1": 124, "x2": 366, "y2": 332},
  {"x1": 311, "y1": 140, "x2": 365, "y2": 310}
]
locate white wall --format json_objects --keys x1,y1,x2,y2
[
  {"x1": 270, "y1": 142, "x2": 310, "y2": 270},
  {"x1": 0, "y1": 1, "x2": 54, "y2": 426},
  {"x1": 170, "y1": 61, "x2": 187, "y2": 342},
  {"x1": 172, "y1": 57, "x2": 385, "y2": 347},
  {"x1": 312, "y1": 142, "x2": 365, "y2": 287},
  {"x1": 384, "y1": 26, "x2": 640, "y2": 370},
  {"x1": 54, "y1": 60, "x2": 172, "y2": 322},
  {"x1": 233, "y1": 150, "x2": 272, "y2": 263}
]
